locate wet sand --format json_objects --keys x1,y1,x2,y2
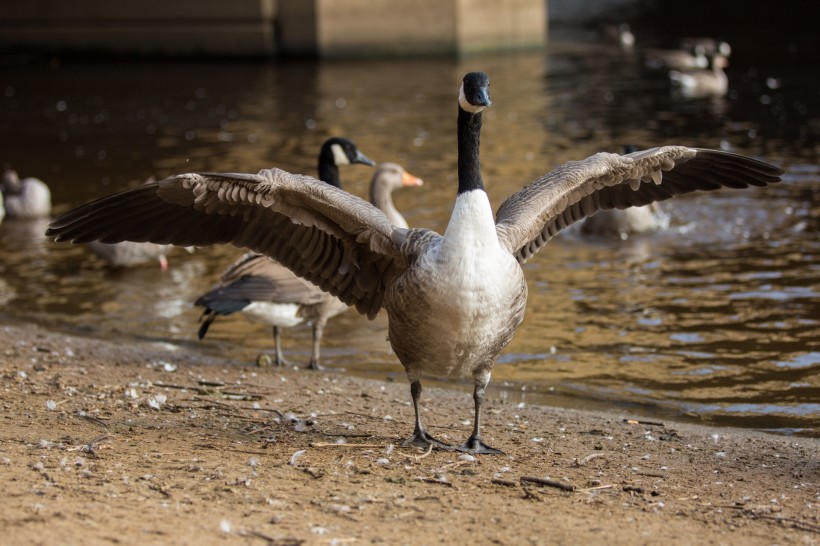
[{"x1": 1, "y1": 323, "x2": 817, "y2": 545}]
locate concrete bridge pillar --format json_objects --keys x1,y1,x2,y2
[{"x1": 277, "y1": 0, "x2": 546, "y2": 57}]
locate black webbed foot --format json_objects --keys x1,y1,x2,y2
[
  {"x1": 402, "y1": 428, "x2": 453, "y2": 451},
  {"x1": 457, "y1": 436, "x2": 504, "y2": 455}
]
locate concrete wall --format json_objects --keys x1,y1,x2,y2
[{"x1": 0, "y1": 0, "x2": 277, "y2": 57}]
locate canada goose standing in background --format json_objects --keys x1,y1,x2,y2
[
  {"x1": 195, "y1": 160, "x2": 421, "y2": 370},
  {"x1": 1, "y1": 168, "x2": 51, "y2": 219},
  {"x1": 46, "y1": 72, "x2": 783, "y2": 454},
  {"x1": 196, "y1": 136, "x2": 376, "y2": 370}
]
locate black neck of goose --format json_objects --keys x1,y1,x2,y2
[
  {"x1": 317, "y1": 155, "x2": 342, "y2": 188},
  {"x1": 457, "y1": 108, "x2": 484, "y2": 195}
]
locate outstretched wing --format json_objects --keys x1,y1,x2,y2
[
  {"x1": 495, "y1": 146, "x2": 783, "y2": 263},
  {"x1": 47, "y1": 168, "x2": 408, "y2": 318}
]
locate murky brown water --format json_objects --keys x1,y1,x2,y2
[{"x1": 1, "y1": 28, "x2": 817, "y2": 436}]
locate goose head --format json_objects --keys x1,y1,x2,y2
[
  {"x1": 1, "y1": 169, "x2": 22, "y2": 195},
  {"x1": 370, "y1": 163, "x2": 423, "y2": 229},
  {"x1": 458, "y1": 72, "x2": 491, "y2": 114},
  {"x1": 317, "y1": 137, "x2": 376, "y2": 187},
  {"x1": 691, "y1": 45, "x2": 709, "y2": 68},
  {"x1": 372, "y1": 162, "x2": 423, "y2": 194},
  {"x1": 717, "y1": 41, "x2": 732, "y2": 57}
]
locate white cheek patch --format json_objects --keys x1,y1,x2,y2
[
  {"x1": 458, "y1": 84, "x2": 486, "y2": 114},
  {"x1": 331, "y1": 143, "x2": 351, "y2": 166}
]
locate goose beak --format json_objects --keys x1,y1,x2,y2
[
  {"x1": 476, "y1": 88, "x2": 492, "y2": 108},
  {"x1": 354, "y1": 151, "x2": 376, "y2": 167},
  {"x1": 402, "y1": 171, "x2": 424, "y2": 187}
]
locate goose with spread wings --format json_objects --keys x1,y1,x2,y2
[{"x1": 46, "y1": 71, "x2": 783, "y2": 454}]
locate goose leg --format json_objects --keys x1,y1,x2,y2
[
  {"x1": 307, "y1": 319, "x2": 342, "y2": 371},
  {"x1": 272, "y1": 326, "x2": 293, "y2": 367},
  {"x1": 402, "y1": 380, "x2": 452, "y2": 450},
  {"x1": 457, "y1": 374, "x2": 503, "y2": 455}
]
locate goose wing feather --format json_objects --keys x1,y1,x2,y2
[
  {"x1": 495, "y1": 146, "x2": 783, "y2": 263},
  {"x1": 204, "y1": 252, "x2": 328, "y2": 306},
  {"x1": 46, "y1": 168, "x2": 405, "y2": 318}
]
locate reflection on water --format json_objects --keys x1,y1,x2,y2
[{"x1": 0, "y1": 27, "x2": 817, "y2": 436}]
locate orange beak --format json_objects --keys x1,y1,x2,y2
[{"x1": 402, "y1": 171, "x2": 424, "y2": 187}]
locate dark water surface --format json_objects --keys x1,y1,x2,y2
[{"x1": 1, "y1": 27, "x2": 817, "y2": 436}]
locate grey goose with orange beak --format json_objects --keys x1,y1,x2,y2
[{"x1": 46, "y1": 72, "x2": 783, "y2": 454}]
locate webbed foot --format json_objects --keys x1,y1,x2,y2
[
  {"x1": 308, "y1": 360, "x2": 344, "y2": 372},
  {"x1": 402, "y1": 428, "x2": 453, "y2": 451},
  {"x1": 256, "y1": 353, "x2": 295, "y2": 368},
  {"x1": 457, "y1": 436, "x2": 504, "y2": 455}
]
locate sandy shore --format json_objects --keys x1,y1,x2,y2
[{"x1": 0, "y1": 323, "x2": 817, "y2": 545}]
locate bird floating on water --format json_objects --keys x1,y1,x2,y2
[
  {"x1": 1, "y1": 168, "x2": 51, "y2": 219},
  {"x1": 46, "y1": 72, "x2": 783, "y2": 454},
  {"x1": 669, "y1": 53, "x2": 730, "y2": 98}
]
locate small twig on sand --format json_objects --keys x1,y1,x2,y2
[
  {"x1": 221, "y1": 391, "x2": 265, "y2": 401},
  {"x1": 623, "y1": 418, "x2": 665, "y2": 427},
  {"x1": 418, "y1": 476, "x2": 455, "y2": 488},
  {"x1": 715, "y1": 505, "x2": 820, "y2": 534},
  {"x1": 491, "y1": 478, "x2": 517, "y2": 487},
  {"x1": 198, "y1": 380, "x2": 226, "y2": 387},
  {"x1": 147, "y1": 482, "x2": 173, "y2": 498},
  {"x1": 310, "y1": 442, "x2": 386, "y2": 448},
  {"x1": 519, "y1": 476, "x2": 575, "y2": 492},
  {"x1": 318, "y1": 432, "x2": 375, "y2": 438},
  {"x1": 247, "y1": 425, "x2": 274, "y2": 435},
  {"x1": 76, "y1": 411, "x2": 109, "y2": 428},
  {"x1": 637, "y1": 472, "x2": 667, "y2": 478},
  {"x1": 153, "y1": 381, "x2": 197, "y2": 390},
  {"x1": 190, "y1": 396, "x2": 234, "y2": 408},
  {"x1": 576, "y1": 484, "x2": 615, "y2": 493},
  {"x1": 573, "y1": 453, "x2": 603, "y2": 466},
  {"x1": 404, "y1": 443, "x2": 434, "y2": 461},
  {"x1": 154, "y1": 381, "x2": 216, "y2": 395},
  {"x1": 441, "y1": 459, "x2": 475, "y2": 470},
  {"x1": 66, "y1": 435, "x2": 110, "y2": 458},
  {"x1": 752, "y1": 515, "x2": 820, "y2": 534}
]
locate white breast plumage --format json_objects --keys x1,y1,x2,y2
[{"x1": 242, "y1": 302, "x2": 303, "y2": 328}]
